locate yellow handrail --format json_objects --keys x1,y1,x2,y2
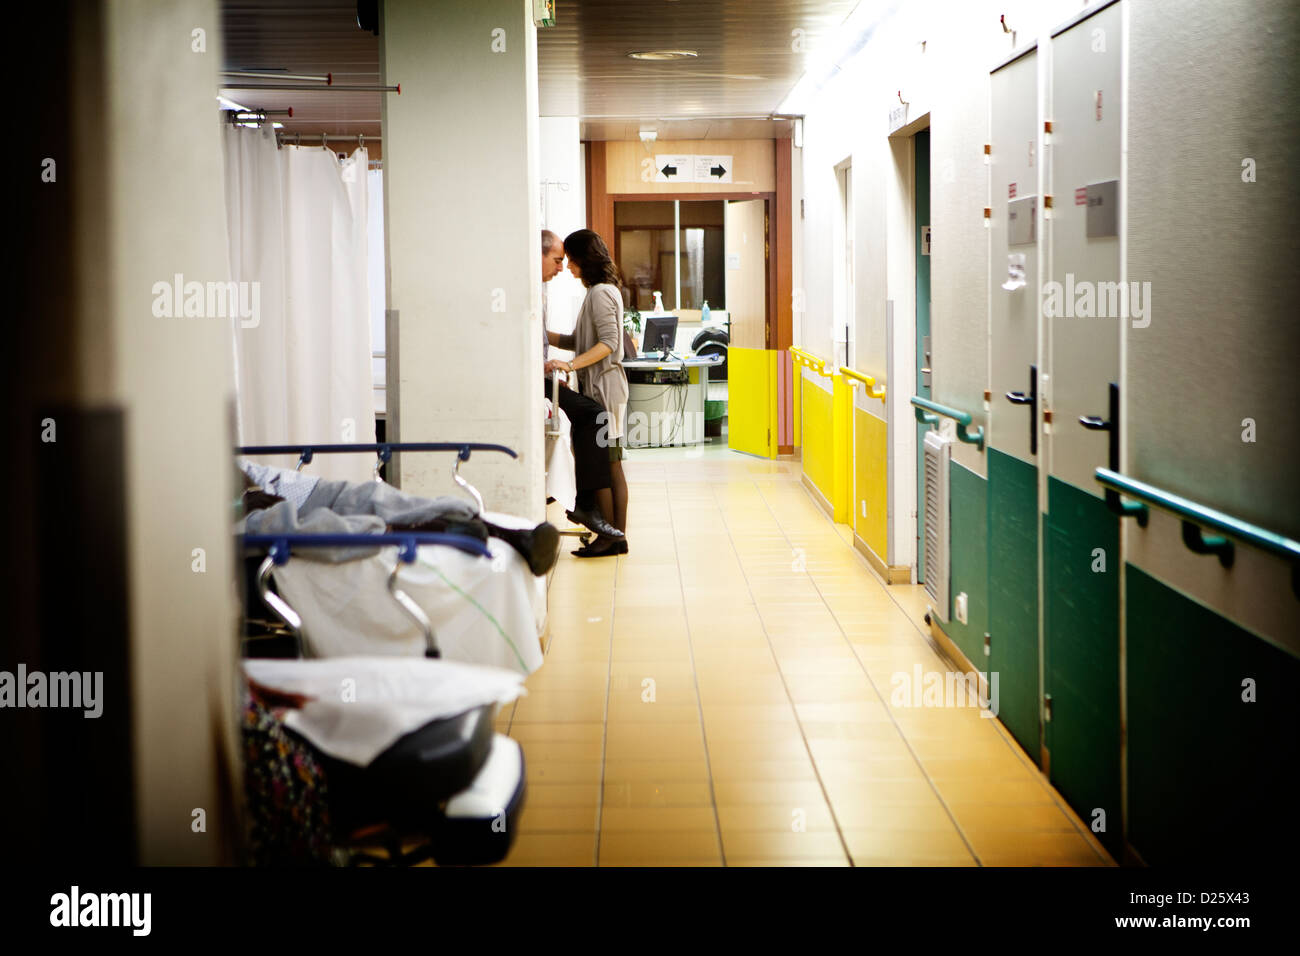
[
  {"x1": 839, "y1": 366, "x2": 886, "y2": 402},
  {"x1": 790, "y1": 347, "x2": 830, "y2": 376}
]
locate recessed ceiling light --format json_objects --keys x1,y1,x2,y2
[{"x1": 627, "y1": 50, "x2": 698, "y2": 61}]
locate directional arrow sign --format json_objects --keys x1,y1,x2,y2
[
  {"x1": 655, "y1": 155, "x2": 694, "y2": 182},
  {"x1": 693, "y1": 155, "x2": 732, "y2": 183}
]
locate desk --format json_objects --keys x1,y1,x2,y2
[{"x1": 623, "y1": 353, "x2": 722, "y2": 448}]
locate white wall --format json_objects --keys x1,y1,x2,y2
[
  {"x1": 539, "y1": 116, "x2": 586, "y2": 342},
  {"x1": 794, "y1": 0, "x2": 1085, "y2": 574},
  {"x1": 798, "y1": 0, "x2": 1083, "y2": 474}
]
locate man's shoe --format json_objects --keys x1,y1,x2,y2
[
  {"x1": 565, "y1": 507, "x2": 624, "y2": 540},
  {"x1": 573, "y1": 535, "x2": 629, "y2": 559},
  {"x1": 487, "y1": 521, "x2": 561, "y2": 576}
]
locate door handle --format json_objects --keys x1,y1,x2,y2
[
  {"x1": 1003, "y1": 365, "x2": 1037, "y2": 455},
  {"x1": 1082, "y1": 382, "x2": 1148, "y2": 526}
]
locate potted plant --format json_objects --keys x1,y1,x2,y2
[{"x1": 623, "y1": 308, "x2": 642, "y2": 337}]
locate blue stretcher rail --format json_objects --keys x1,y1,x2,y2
[
  {"x1": 237, "y1": 441, "x2": 518, "y2": 465},
  {"x1": 242, "y1": 531, "x2": 491, "y2": 564}
]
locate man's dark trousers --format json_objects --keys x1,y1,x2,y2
[{"x1": 547, "y1": 380, "x2": 611, "y2": 496}]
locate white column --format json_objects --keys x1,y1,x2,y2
[
  {"x1": 381, "y1": 0, "x2": 544, "y2": 519},
  {"x1": 99, "y1": 0, "x2": 240, "y2": 863}
]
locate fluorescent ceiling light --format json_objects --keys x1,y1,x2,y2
[
  {"x1": 777, "y1": 0, "x2": 903, "y2": 115},
  {"x1": 627, "y1": 49, "x2": 698, "y2": 60},
  {"x1": 217, "y1": 94, "x2": 251, "y2": 112}
]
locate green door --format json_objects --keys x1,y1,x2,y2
[
  {"x1": 1041, "y1": 1, "x2": 1124, "y2": 855},
  {"x1": 914, "y1": 130, "x2": 931, "y2": 583},
  {"x1": 987, "y1": 47, "x2": 1041, "y2": 759}
]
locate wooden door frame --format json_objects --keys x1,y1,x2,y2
[
  {"x1": 586, "y1": 138, "x2": 795, "y2": 454},
  {"x1": 603, "y1": 192, "x2": 776, "y2": 348}
]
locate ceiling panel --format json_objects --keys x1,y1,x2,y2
[
  {"x1": 538, "y1": 0, "x2": 861, "y2": 125},
  {"x1": 580, "y1": 117, "x2": 795, "y2": 141},
  {"x1": 218, "y1": 0, "x2": 858, "y2": 141},
  {"x1": 220, "y1": 0, "x2": 381, "y2": 139}
]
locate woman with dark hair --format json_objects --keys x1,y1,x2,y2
[{"x1": 545, "y1": 228, "x2": 630, "y2": 557}]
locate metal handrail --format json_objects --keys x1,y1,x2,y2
[
  {"x1": 839, "y1": 366, "x2": 886, "y2": 402},
  {"x1": 1095, "y1": 468, "x2": 1300, "y2": 594},
  {"x1": 910, "y1": 395, "x2": 984, "y2": 450}
]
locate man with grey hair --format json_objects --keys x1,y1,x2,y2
[{"x1": 542, "y1": 229, "x2": 623, "y2": 542}]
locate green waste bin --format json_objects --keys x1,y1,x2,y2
[{"x1": 705, "y1": 400, "x2": 726, "y2": 438}]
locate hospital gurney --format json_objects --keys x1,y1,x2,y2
[
  {"x1": 245, "y1": 656, "x2": 527, "y2": 867},
  {"x1": 238, "y1": 442, "x2": 547, "y2": 673}
]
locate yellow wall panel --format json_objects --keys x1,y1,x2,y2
[
  {"x1": 854, "y1": 407, "x2": 889, "y2": 561},
  {"x1": 792, "y1": 359, "x2": 802, "y2": 449},
  {"x1": 801, "y1": 374, "x2": 834, "y2": 500},
  {"x1": 831, "y1": 377, "x2": 853, "y2": 522}
]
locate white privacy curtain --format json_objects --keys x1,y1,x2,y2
[{"x1": 223, "y1": 125, "x2": 375, "y2": 482}]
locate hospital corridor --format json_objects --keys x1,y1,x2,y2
[
  {"x1": 5, "y1": 0, "x2": 1298, "y2": 938},
  {"x1": 510, "y1": 444, "x2": 1111, "y2": 867}
]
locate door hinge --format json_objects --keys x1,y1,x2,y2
[
  {"x1": 983, "y1": 633, "x2": 991, "y2": 657},
  {"x1": 1043, "y1": 693, "x2": 1053, "y2": 722}
]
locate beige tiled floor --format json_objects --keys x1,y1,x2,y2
[{"x1": 493, "y1": 442, "x2": 1112, "y2": 867}]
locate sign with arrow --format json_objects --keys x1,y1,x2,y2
[
  {"x1": 693, "y1": 155, "x2": 733, "y2": 183},
  {"x1": 655, "y1": 155, "x2": 694, "y2": 183}
]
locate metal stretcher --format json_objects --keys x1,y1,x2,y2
[
  {"x1": 237, "y1": 440, "x2": 526, "y2": 658},
  {"x1": 237, "y1": 532, "x2": 526, "y2": 866},
  {"x1": 235, "y1": 441, "x2": 530, "y2": 866}
]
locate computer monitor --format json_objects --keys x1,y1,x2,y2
[{"x1": 641, "y1": 315, "x2": 678, "y2": 357}]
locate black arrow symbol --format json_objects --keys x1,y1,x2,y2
[
  {"x1": 710, "y1": 164, "x2": 727, "y2": 178},
  {"x1": 660, "y1": 164, "x2": 677, "y2": 177}
]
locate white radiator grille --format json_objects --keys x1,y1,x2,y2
[{"x1": 923, "y1": 430, "x2": 952, "y2": 621}]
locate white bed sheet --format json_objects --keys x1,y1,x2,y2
[
  {"x1": 270, "y1": 536, "x2": 544, "y2": 674},
  {"x1": 243, "y1": 656, "x2": 526, "y2": 766},
  {"x1": 545, "y1": 401, "x2": 576, "y2": 512}
]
